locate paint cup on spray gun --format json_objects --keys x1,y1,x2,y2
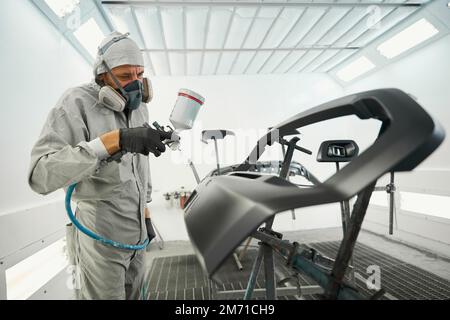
[
  {"x1": 167, "y1": 89, "x2": 205, "y2": 150},
  {"x1": 151, "y1": 89, "x2": 204, "y2": 151}
]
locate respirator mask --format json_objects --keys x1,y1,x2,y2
[
  {"x1": 98, "y1": 74, "x2": 153, "y2": 112},
  {"x1": 95, "y1": 32, "x2": 153, "y2": 112}
]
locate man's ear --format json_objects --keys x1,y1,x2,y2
[
  {"x1": 96, "y1": 73, "x2": 106, "y2": 86},
  {"x1": 103, "y1": 73, "x2": 120, "y2": 89}
]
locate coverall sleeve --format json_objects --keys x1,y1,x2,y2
[{"x1": 28, "y1": 107, "x2": 101, "y2": 195}]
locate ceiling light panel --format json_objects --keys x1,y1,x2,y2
[
  {"x1": 377, "y1": 18, "x2": 439, "y2": 59},
  {"x1": 44, "y1": 0, "x2": 79, "y2": 18},
  {"x1": 352, "y1": 6, "x2": 416, "y2": 47},
  {"x1": 73, "y1": 17, "x2": 105, "y2": 59},
  {"x1": 336, "y1": 55, "x2": 375, "y2": 82}
]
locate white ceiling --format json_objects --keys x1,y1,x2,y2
[
  {"x1": 102, "y1": 0, "x2": 426, "y2": 75},
  {"x1": 32, "y1": 0, "x2": 436, "y2": 77}
]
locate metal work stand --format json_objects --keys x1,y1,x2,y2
[
  {"x1": 374, "y1": 172, "x2": 397, "y2": 235},
  {"x1": 323, "y1": 181, "x2": 381, "y2": 299},
  {"x1": 242, "y1": 137, "x2": 324, "y2": 300},
  {"x1": 281, "y1": 143, "x2": 297, "y2": 221},
  {"x1": 335, "y1": 162, "x2": 355, "y2": 285}
]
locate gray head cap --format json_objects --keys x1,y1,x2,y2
[{"x1": 93, "y1": 31, "x2": 144, "y2": 80}]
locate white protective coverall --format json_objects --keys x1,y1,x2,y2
[{"x1": 28, "y1": 32, "x2": 152, "y2": 300}]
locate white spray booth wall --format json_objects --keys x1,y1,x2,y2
[
  {"x1": 0, "y1": 0, "x2": 91, "y2": 215},
  {"x1": 343, "y1": 33, "x2": 450, "y2": 255},
  {"x1": 344, "y1": 34, "x2": 450, "y2": 169},
  {"x1": 0, "y1": 0, "x2": 91, "y2": 299}
]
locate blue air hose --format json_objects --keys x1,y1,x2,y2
[{"x1": 65, "y1": 183, "x2": 149, "y2": 250}]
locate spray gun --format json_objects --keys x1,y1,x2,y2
[
  {"x1": 147, "y1": 88, "x2": 205, "y2": 151},
  {"x1": 108, "y1": 88, "x2": 204, "y2": 162},
  {"x1": 159, "y1": 88, "x2": 205, "y2": 151},
  {"x1": 107, "y1": 121, "x2": 181, "y2": 163},
  {"x1": 148, "y1": 121, "x2": 181, "y2": 151}
]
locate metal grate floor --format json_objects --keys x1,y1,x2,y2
[{"x1": 144, "y1": 241, "x2": 450, "y2": 300}]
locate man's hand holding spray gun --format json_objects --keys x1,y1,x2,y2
[{"x1": 104, "y1": 88, "x2": 203, "y2": 162}]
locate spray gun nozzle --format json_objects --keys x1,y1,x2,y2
[{"x1": 152, "y1": 121, "x2": 164, "y2": 131}]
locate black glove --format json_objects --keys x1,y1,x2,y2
[
  {"x1": 119, "y1": 127, "x2": 172, "y2": 157},
  {"x1": 145, "y1": 218, "x2": 156, "y2": 243}
]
